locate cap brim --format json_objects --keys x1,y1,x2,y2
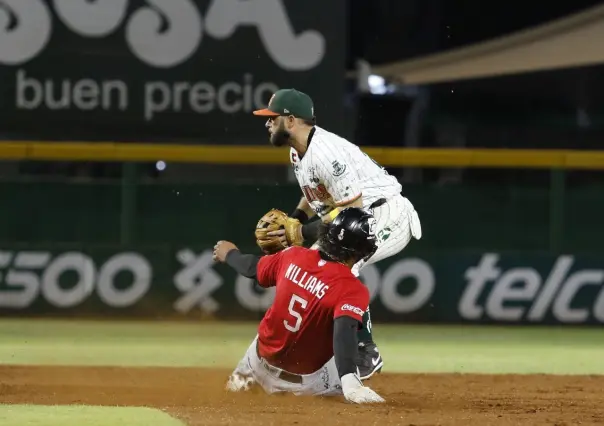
[{"x1": 253, "y1": 108, "x2": 280, "y2": 116}]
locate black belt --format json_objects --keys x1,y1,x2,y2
[
  {"x1": 369, "y1": 197, "x2": 387, "y2": 210},
  {"x1": 256, "y1": 342, "x2": 303, "y2": 384},
  {"x1": 369, "y1": 191, "x2": 404, "y2": 211}
]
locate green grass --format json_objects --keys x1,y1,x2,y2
[
  {"x1": 0, "y1": 405, "x2": 185, "y2": 426},
  {"x1": 0, "y1": 319, "x2": 252, "y2": 368},
  {"x1": 0, "y1": 319, "x2": 602, "y2": 374}
]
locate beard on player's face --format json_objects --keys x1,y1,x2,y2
[{"x1": 269, "y1": 118, "x2": 291, "y2": 147}]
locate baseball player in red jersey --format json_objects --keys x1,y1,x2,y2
[{"x1": 212, "y1": 207, "x2": 384, "y2": 403}]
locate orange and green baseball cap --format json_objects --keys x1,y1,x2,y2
[{"x1": 253, "y1": 89, "x2": 314, "y2": 120}]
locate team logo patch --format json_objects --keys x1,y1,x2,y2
[{"x1": 332, "y1": 160, "x2": 346, "y2": 176}]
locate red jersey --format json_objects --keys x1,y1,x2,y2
[{"x1": 255, "y1": 246, "x2": 369, "y2": 375}]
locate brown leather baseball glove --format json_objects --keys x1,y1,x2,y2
[{"x1": 255, "y1": 208, "x2": 304, "y2": 254}]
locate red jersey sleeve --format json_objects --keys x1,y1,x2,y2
[
  {"x1": 256, "y1": 247, "x2": 293, "y2": 288},
  {"x1": 334, "y1": 282, "x2": 370, "y2": 323}
]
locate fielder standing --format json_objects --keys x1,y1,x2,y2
[{"x1": 252, "y1": 89, "x2": 422, "y2": 380}]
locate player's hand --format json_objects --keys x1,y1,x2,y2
[
  {"x1": 213, "y1": 240, "x2": 238, "y2": 263},
  {"x1": 266, "y1": 228, "x2": 289, "y2": 247},
  {"x1": 341, "y1": 373, "x2": 385, "y2": 404},
  {"x1": 344, "y1": 386, "x2": 385, "y2": 404}
]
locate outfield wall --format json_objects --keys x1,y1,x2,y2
[
  {"x1": 0, "y1": 244, "x2": 602, "y2": 325},
  {"x1": 1, "y1": 181, "x2": 602, "y2": 253}
]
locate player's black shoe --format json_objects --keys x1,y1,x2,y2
[{"x1": 356, "y1": 341, "x2": 383, "y2": 380}]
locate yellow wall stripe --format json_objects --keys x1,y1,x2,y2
[{"x1": 1, "y1": 141, "x2": 604, "y2": 169}]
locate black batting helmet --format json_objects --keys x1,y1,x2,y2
[{"x1": 318, "y1": 207, "x2": 378, "y2": 264}]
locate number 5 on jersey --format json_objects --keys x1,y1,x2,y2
[{"x1": 284, "y1": 294, "x2": 308, "y2": 332}]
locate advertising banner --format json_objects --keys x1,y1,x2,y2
[
  {"x1": 0, "y1": 0, "x2": 346, "y2": 143},
  {"x1": 1, "y1": 246, "x2": 603, "y2": 325}
]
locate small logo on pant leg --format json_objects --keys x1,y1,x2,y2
[
  {"x1": 377, "y1": 227, "x2": 392, "y2": 242},
  {"x1": 321, "y1": 367, "x2": 329, "y2": 390}
]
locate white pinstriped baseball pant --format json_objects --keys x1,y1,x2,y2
[
  {"x1": 352, "y1": 193, "x2": 422, "y2": 276},
  {"x1": 311, "y1": 193, "x2": 422, "y2": 277}
]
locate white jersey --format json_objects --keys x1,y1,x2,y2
[{"x1": 290, "y1": 126, "x2": 402, "y2": 217}]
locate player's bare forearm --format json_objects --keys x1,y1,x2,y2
[
  {"x1": 298, "y1": 195, "x2": 364, "y2": 243},
  {"x1": 322, "y1": 195, "x2": 364, "y2": 224}
]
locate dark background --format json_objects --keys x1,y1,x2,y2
[
  {"x1": 349, "y1": 0, "x2": 604, "y2": 148},
  {"x1": 7, "y1": 0, "x2": 604, "y2": 182},
  {"x1": 348, "y1": 1, "x2": 601, "y2": 65},
  {"x1": 345, "y1": 0, "x2": 604, "y2": 190},
  {"x1": 3, "y1": 1, "x2": 604, "y2": 202}
]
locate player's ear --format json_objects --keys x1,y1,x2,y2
[{"x1": 289, "y1": 116, "x2": 301, "y2": 128}]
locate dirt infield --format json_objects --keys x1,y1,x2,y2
[{"x1": 0, "y1": 365, "x2": 603, "y2": 426}]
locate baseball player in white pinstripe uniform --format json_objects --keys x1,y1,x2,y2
[{"x1": 253, "y1": 88, "x2": 422, "y2": 380}]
